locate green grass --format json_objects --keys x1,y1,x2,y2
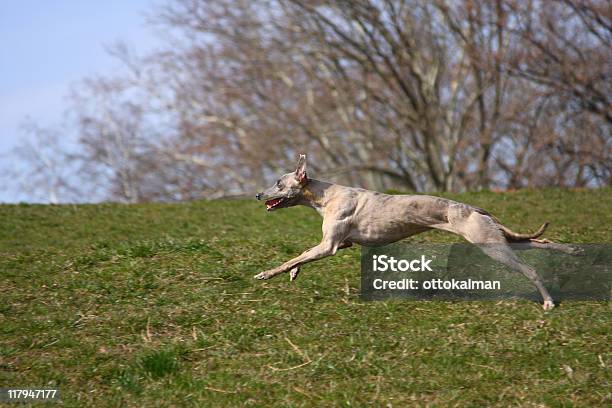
[{"x1": 0, "y1": 188, "x2": 610, "y2": 407}]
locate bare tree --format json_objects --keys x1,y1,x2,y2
[
  {"x1": 10, "y1": 0, "x2": 610, "y2": 203},
  {"x1": 506, "y1": 0, "x2": 611, "y2": 124},
  {"x1": 7, "y1": 121, "x2": 81, "y2": 203}
]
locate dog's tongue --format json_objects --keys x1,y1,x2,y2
[
  {"x1": 266, "y1": 198, "x2": 283, "y2": 211},
  {"x1": 265, "y1": 198, "x2": 282, "y2": 209}
]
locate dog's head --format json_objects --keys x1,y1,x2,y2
[{"x1": 256, "y1": 154, "x2": 308, "y2": 211}]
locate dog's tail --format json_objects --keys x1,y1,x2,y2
[
  {"x1": 497, "y1": 221, "x2": 549, "y2": 241},
  {"x1": 472, "y1": 207, "x2": 548, "y2": 241}
]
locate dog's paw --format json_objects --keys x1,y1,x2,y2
[
  {"x1": 543, "y1": 300, "x2": 555, "y2": 311},
  {"x1": 568, "y1": 245, "x2": 586, "y2": 256},
  {"x1": 254, "y1": 271, "x2": 270, "y2": 280},
  {"x1": 289, "y1": 266, "x2": 300, "y2": 282}
]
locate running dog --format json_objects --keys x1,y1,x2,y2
[{"x1": 255, "y1": 155, "x2": 582, "y2": 310}]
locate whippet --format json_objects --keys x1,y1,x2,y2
[{"x1": 255, "y1": 155, "x2": 582, "y2": 310}]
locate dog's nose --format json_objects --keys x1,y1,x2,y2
[{"x1": 255, "y1": 192, "x2": 262, "y2": 200}]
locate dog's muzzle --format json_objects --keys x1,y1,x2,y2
[{"x1": 255, "y1": 192, "x2": 263, "y2": 200}]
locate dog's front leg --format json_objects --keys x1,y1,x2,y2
[
  {"x1": 287, "y1": 240, "x2": 352, "y2": 281},
  {"x1": 255, "y1": 217, "x2": 350, "y2": 280},
  {"x1": 254, "y1": 239, "x2": 340, "y2": 280}
]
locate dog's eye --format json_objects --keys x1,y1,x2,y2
[{"x1": 276, "y1": 180, "x2": 283, "y2": 188}]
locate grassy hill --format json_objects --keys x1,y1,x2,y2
[{"x1": 1, "y1": 188, "x2": 610, "y2": 407}]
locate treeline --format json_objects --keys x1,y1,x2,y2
[{"x1": 13, "y1": 0, "x2": 611, "y2": 202}]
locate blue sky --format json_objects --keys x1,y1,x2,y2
[{"x1": 0, "y1": 0, "x2": 162, "y2": 202}]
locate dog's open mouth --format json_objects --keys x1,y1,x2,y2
[{"x1": 265, "y1": 197, "x2": 287, "y2": 211}]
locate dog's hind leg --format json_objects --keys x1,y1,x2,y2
[
  {"x1": 475, "y1": 243, "x2": 555, "y2": 310},
  {"x1": 445, "y1": 211, "x2": 555, "y2": 310}
]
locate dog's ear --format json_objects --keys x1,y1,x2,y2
[{"x1": 295, "y1": 154, "x2": 307, "y2": 185}]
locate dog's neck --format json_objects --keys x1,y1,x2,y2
[{"x1": 298, "y1": 179, "x2": 332, "y2": 213}]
